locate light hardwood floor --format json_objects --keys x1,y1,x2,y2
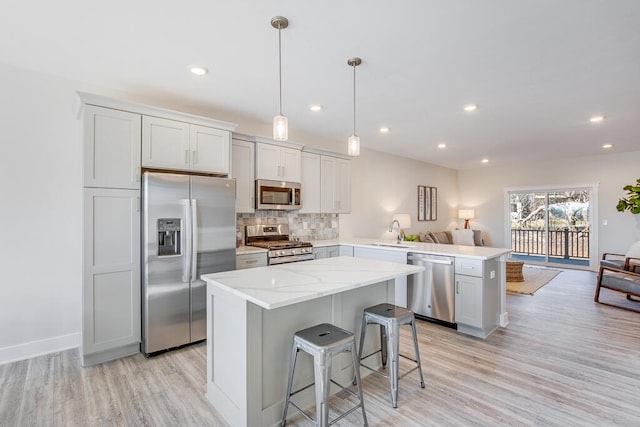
[{"x1": 1, "y1": 268, "x2": 638, "y2": 426}]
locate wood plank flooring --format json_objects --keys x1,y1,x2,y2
[{"x1": 1, "y1": 268, "x2": 639, "y2": 426}]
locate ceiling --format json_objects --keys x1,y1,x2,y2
[{"x1": 1, "y1": 1, "x2": 639, "y2": 170}]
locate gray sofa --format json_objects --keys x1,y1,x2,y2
[{"x1": 418, "y1": 230, "x2": 484, "y2": 246}]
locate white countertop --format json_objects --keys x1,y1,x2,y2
[
  {"x1": 202, "y1": 256, "x2": 423, "y2": 310},
  {"x1": 312, "y1": 238, "x2": 510, "y2": 260}
]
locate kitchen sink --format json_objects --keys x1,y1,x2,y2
[{"x1": 368, "y1": 242, "x2": 417, "y2": 249}]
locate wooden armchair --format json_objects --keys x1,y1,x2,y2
[
  {"x1": 601, "y1": 252, "x2": 640, "y2": 272},
  {"x1": 594, "y1": 265, "x2": 640, "y2": 312}
]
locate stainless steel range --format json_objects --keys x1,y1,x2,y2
[{"x1": 245, "y1": 224, "x2": 314, "y2": 265}]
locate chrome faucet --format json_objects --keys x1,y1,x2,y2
[{"x1": 389, "y1": 220, "x2": 401, "y2": 243}]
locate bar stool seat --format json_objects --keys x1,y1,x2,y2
[
  {"x1": 357, "y1": 303, "x2": 425, "y2": 408},
  {"x1": 281, "y1": 323, "x2": 368, "y2": 427}
]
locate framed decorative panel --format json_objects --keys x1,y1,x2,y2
[
  {"x1": 417, "y1": 186, "x2": 426, "y2": 221},
  {"x1": 429, "y1": 187, "x2": 437, "y2": 220},
  {"x1": 418, "y1": 185, "x2": 437, "y2": 221}
]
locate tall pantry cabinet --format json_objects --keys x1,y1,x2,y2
[
  {"x1": 82, "y1": 104, "x2": 142, "y2": 366},
  {"x1": 79, "y1": 93, "x2": 236, "y2": 366}
]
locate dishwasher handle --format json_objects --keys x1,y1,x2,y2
[{"x1": 407, "y1": 255, "x2": 453, "y2": 265}]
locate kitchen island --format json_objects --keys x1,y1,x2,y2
[
  {"x1": 313, "y1": 238, "x2": 512, "y2": 333},
  {"x1": 201, "y1": 256, "x2": 423, "y2": 427}
]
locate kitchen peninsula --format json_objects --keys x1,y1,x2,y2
[{"x1": 201, "y1": 256, "x2": 423, "y2": 427}]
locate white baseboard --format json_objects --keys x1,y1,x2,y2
[{"x1": 0, "y1": 333, "x2": 80, "y2": 366}]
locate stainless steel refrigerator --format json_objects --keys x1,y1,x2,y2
[{"x1": 142, "y1": 171, "x2": 236, "y2": 355}]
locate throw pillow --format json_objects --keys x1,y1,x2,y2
[
  {"x1": 451, "y1": 229, "x2": 476, "y2": 246},
  {"x1": 430, "y1": 231, "x2": 450, "y2": 244},
  {"x1": 418, "y1": 232, "x2": 435, "y2": 243},
  {"x1": 472, "y1": 230, "x2": 484, "y2": 246}
]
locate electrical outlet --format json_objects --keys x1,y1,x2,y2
[{"x1": 490, "y1": 270, "x2": 495, "y2": 279}]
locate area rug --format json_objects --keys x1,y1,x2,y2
[{"x1": 506, "y1": 266, "x2": 561, "y2": 295}]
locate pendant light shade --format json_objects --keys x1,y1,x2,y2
[
  {"x1": 348, "y1": 135, "x2": 360, "y2": 156},
  {"x1": 271, "y1": 16, "x2": 289, "y2": 141},
  {"x1": 273, "y1": 115, "x2": 288, "y2": 141},
  {"x1": 347, "y1": 57, "x2": 362, "y2": 156}
]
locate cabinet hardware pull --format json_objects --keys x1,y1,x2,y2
[
  {"x1": 192, "y1": 150, "x2": 197, "y2": 165},
  {"x1": 184, "y1": 149, "x2": 189, "y2": 165},
  {"x1": 456, "y1": 281, "x2": 459, "y2": 294}
]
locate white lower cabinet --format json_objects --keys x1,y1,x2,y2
[
  {"x1": 454, "y1": 257, "x2": 501, "y2": 338},
  {"x1": 236, "y1": 252, "x2": 267, "y2": 270},
  {"x1": 313, "y1": 245, "x2": 341, "y2": 260},
  {"x1": 82, "y1": 188, "x2": 140, "y2": 365},
  {"x1": 454, "y1": 274, "x2": 483, "y2": 328},
  {"x1": 339, "y1": 245, "x2": 354, "y2": 257}
]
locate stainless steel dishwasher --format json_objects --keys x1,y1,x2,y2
[{"x1": 407, "y1": 253, "x2": 456, "y2": 328}]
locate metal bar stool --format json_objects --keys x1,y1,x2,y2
[
  {"x1": 357, "y1": 303, "x2": 425, "y2": 408},
  {"x1": 282, "y1": 323, "x2": 368, "y2": 427}
]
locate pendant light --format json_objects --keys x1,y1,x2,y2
[
  {"x1": 347, "y1": 57, "x2": 362, "y2": 156},
  {"x1": 271, "y1": 16, "x2": 289, "y2": 141}
]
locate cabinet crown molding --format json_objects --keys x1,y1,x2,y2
[
  {"x1": 253, "y1": 135, "x2": 303, "y2": 150},
  {"x1": 76, "y1": 91, "x2": 237, "y2": 131}
]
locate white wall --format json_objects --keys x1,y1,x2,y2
[
  {"x1": 458, "y1": 151, "x2": 640, "y2": 264},
  {"x1": 0, "y1": 63, "x2": 83, "y2": 362},
  {"x1": 340, "y1": 148, "x2": 459, "y2": 239}
]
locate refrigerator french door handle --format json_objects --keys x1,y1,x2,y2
[
  {"x1": 183, "y1": 199, "x2": 192, "y2": 283},
  {"x1": 191, "y1": 199, "x2": 198, "y2": 282}
]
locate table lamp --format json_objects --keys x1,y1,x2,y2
[{"x1": 458, "y1": 209, "x2": 475, "y2": 229}]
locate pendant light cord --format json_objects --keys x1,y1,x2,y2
[
  {"x1": 278, "y1": 27, "x2": 283, "y2": 116},
  {"x1": 352, "y1": 63, "x2": 357, "y2": 136}
]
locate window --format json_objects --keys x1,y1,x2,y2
[{"x1": 506, "y1": 186, "x2": 596, "y2": 268}]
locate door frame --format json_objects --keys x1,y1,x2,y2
[{"x1": 504, "y1": 184, "x2": 599, "y2": 270}]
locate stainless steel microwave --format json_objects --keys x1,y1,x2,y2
[{"x1": 255, "y1": 179, "x2": 301, "y2": 210}]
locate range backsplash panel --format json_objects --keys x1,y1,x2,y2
[{"x1": 237, "y1": 211, "x2": 339, "y2": 243}]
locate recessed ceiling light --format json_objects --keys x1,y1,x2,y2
[
  {"x1": 589, "y1": 115, "x2": 605, "y2": 123},
  {"x1": 190, "y1": 66, "x2": 208, "y2": 76},
  {"x1": 437, "y1": 143, "x2": 447, "y2": 149},
  {"x1": 464, "y1": 104, "x2": 478, "y2": 112},
  {"x1": 481, "y1": 158, "x2": 489, "y2": 164},
  {"x1": 602, "y1": 143, "x2": 614, "y2": 149},
  {"x1": 309, "y1": 105, "x2": 323, "y2": 112},
  {"x1": 379, "y1": 127, "x2": 390, "y2": 133}
]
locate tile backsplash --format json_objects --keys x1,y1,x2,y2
[{"x1": 237, "y1": 211, "x2": 340, "y2": 243}]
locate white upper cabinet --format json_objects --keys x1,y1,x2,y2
[
  {"x1": 84, "y1": 105, "x2": 141, "y2": 189},
  {"x1": 255, "y1": 142, "x2": 301, "y2": 182},
  {"x1": 231, "y1": 138, "x2": 255, "y2": 213},
  {"x1": 299, "y1": 152, "x2": 321, "y2": 213},
  {"x1": 321, "y1": 155, "x2": 351, "y2": 213},
  {"x1": 190, "y1": 124, "x2": 230, "y2": 174},
  {"x1": 142, "y1": 116, "x2": 230, "y2": 174}
]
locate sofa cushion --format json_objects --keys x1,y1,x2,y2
[
  {"x1": 418, "y1": 232, "x2": 435, "y2": 243},
  {"x1": 430, "y1": 231, "x2": 451, "y2": 244},
  {"x1": 451, "y1": 229, "x2": 476, "y2": 246}
]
